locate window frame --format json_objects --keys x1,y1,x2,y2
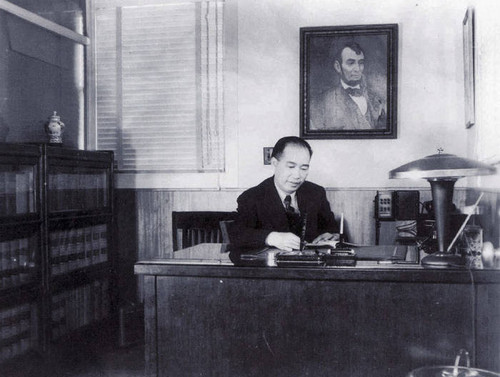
[{"x1": 86, "y1": 0, "x2": 238, "y2": 189}]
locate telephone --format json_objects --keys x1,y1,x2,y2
[{"x1": 375, "y1": 190, "x2": 420, "y2": 220}]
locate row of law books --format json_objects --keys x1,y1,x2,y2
[
  {"x1": 0, "y1": 237, "x2": 36, "y2": 290},
  {"x1": 0, "y1": 170, "x2": 35, "y2": 217},
  {"x1": 50, "y1": 224, "x2": 108, "y2": 276},
  {"x1": 48, "y1": 173, "x2": 108, "y2": 212},
  {"x1": 0, "y1": 302, "x2": 38, "y2": 364},
  {"x1": 51, "y1": 279, "x2": 110, "y2": 340}
]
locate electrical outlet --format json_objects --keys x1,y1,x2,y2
[
  {"x1": 377, "y1": 191, "x2": 394, "y2": 219},
  {"x1": 263, "y1": 147, "x2": 273, "y2": 165},
  {"x1": 376, "y1": 190, "x2": 420, "y2": 220}
]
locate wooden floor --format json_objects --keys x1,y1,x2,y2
[{"x1": 0, "y1": 320, "x2": 145, "y2": 377}]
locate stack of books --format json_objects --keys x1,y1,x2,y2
[
  {"x1": 0, "y1": 237, "x2": 36, "y2": 289},
  {"x1": 51, "y1": 278, "x2": 110, "y2": 340},
  {"x1": 50, "y1": 224, "x2": 108, "y2": 275},
  {"x1": 0, "y1": 303, "x2": 37, "y2": 363}
]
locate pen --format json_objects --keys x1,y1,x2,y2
[
  {"x1": 300, "y1": 212, "x2": 307, "y2": 251},
  {"x1": 338, "y1": 212, "x2": 345, "y2": 246}
]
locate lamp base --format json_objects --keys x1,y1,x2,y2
[{"x1": 421, "y1": 253, "x2": 465, "y2": 268}]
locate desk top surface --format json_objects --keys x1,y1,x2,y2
[{"x1": 135, "y1": 243, "x2": 500, "y2": 283}]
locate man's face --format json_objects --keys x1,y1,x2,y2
[
  {"x1": 334, "y1": 47, "x2": 364, "y2": 86},
  {"x1": 272, "y1": 144, "x2": 311, "y2": 194}
]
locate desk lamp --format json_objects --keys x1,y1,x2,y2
[{"x1": 389, "y1": 151, "x2": 496, "y2": 268}]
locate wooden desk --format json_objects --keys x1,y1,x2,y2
[{"x1": 135, "y1": 244, "x2": 500, "y2": 377}]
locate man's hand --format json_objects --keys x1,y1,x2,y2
[
  {"x1": 265, "y1": 232, "x2": 301, "y2": 251},
  {"x1": 312, "y1": 232, "x2": 339, "y2": 244}
]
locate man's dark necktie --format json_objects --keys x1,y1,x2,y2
[
  {"x1": 345, "y1": 87, "x2": 363, "y2": 97},
  {"x1": 284, "y1": 195, "x2": 301, "y2": 236}
]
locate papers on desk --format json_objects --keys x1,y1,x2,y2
[
  {"x1": 275, "y1": 249, "x2": 357, "y2": 267},
  {"x1": 304, "y1": 240, "x2": 339, "y2": 249},
  {"x1": 304, "y1": 240, "x2": 361, "y2": 249},
  {"x1": 355, "y1": 245, "x2": 420, "y2": 265},
  {"x1": 233, "y1": 245, "x2": 419, "y2": 267}
]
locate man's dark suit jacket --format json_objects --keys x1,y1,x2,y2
[{"x1": 228, "y1": 177, "x2": 339, "y2": 252}]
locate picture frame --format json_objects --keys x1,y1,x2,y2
[
  {"x1": 463, "y1": 8, "x2": 475, "y2": 129},
  {"x1": 300, "y1": 24, "x2": 398, "y2": 139}
]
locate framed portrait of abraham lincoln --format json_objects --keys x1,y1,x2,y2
[{"x1": 300, "y1": 24, "x2": 398, "y2": 139}]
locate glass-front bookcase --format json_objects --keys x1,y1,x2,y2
[
  {"x1": 0, "y1": 144, "x2": 115, "y2": 366},
  {"x1": 0, "y1": 165, "x2": 36, "y2": 216},
  {"x1": 0, "y1": 144, "x2": 41, "y2": 365},
  {"x1": 43, "y1": 145, "x2": 114, "y2": 346},
  {"x1": 47, "y1": 167, "x2": 108, "y2": 213}
]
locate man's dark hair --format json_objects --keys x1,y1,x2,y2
[
  {"x1": 271, "y1": 136, "x2": 313, "y2": 160},
  {"x1": 334, "y1": 41, "x2": 365, "y2": 64}
]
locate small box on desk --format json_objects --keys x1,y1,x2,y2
[
  {"x1": 275, "y1": 248, "x2": 357, "y2": 267},
  {"x1": 323, "y1": 248, "x2": 357, "y2": 266},
  {"x1": 275, "y1": 250, "x2": 326, "y2": 267}
]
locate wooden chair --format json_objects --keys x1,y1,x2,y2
[
  {"x1": 172, "y1": 211, "x2": 237, "y2": 251},
  {"x1": 219, "y1": 219, "x2": 235, "y2": 253}
]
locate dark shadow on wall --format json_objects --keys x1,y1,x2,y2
[{"x1": 114, "y1": 189, "x2": 139, "y2": 304}]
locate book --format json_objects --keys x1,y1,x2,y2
[
  {"x1": 18, "y1": 238, "x2": 30, "y2": 283},
  {"x1": 0, "y1": 241, "x2": 7, "y2": 289},
  {"x1": 0, "y1": 171, "x2": 7, "y2": 215},
  {"x1": 84, "y1": 227, "x2": 92, "y2": 267},
  {"x1": 50, "y1": 231, "x2": 61, "y2": 275},
  {"x1": 9, "y1": 239, "x2": 20, "y2": 287},
  {"x1": 92, "y1": 226, "x2": 100, "y2": 264},
  {"x1": 76, "y1": 227, "x2": 85, "y2": 269},
  {"x1": 99, "y1": 224, "x2": 108, "y2": 263},
  {"x1": 5, "y1": 172, "x2": 17, "y2": 216},
  {"x1": 15, "y1": 170, "x2": 29, "y2": 214}
]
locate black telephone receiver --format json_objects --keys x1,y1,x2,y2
[{"x1": 375, "y1": 190, "x2": 420, "y2": 220}]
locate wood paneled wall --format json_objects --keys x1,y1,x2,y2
[
  {"x1": 135, "y1": 190, "x2": 241, "y2": 260},
  {"x1": 117, "y1": 187, "x2": 480, "y2": 302},
  {"x1": 132, "y1": 188, "x2": 468, "y2": 260}
]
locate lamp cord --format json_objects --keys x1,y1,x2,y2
[
  {"x1": 467, "y1": 267, "x2": 477, "y2": 367},
  {"x1": 447, "y1": 193, "x2": 484, "y2": 253}
]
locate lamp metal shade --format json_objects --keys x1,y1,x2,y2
[
  {"x1": 389, "y1": 153, "x2": 496, "y2": 267},
  {"x1": 389, "y1": 153, "x2": 496, "y2": 180}
]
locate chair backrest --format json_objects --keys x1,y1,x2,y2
[
  {"x1": 219, "y1": 220, "x2": 234, "y2": 244},
  {"x1": 172, "y1": 211, "x2": 237, "y2": 251},
  {"x1": 219, "y1": 220, "x2": 235, "y2": 253}
]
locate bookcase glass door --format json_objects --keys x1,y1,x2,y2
[
  {"x1": 49, "y1": 222, "x2": 109, "y2": 277},
  {"x1": 47, "y1": 167, "x2": 108, "y2": 213},
  {"x1": 0, "y1": 299, "x2": 39, "y2": 363},
  {"x1": 0, "y1": 164, "x2": 36, "y2": 217},
  {"x1": 51, "y1": 277, "x2": 110, "y2": 341},
  {"x1": 0, "y1": 229, "x2": 39, "y2": 291}
]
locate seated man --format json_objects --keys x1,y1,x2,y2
[{"x1": 228, "y1": 136, "x2": 339, "y2": 254}]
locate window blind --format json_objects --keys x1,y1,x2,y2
[{"x1": 94, "y1": 0, "x2": 224, "y2": 172}]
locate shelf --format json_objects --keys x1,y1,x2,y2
[
  {"x1": 48, "y1": 211, "x2": 112, "y2": 222},
  {"x1": 50, "y1": 263, "x2": 113, "y2": 287},
  {"x1": 50, "y1": 276, "x2": 112, "y2": 342},
  {"x1": 0, "y1": 215, "x2": 41, "y2": 226},
  {"x1": 0, "y1": 144, "x2": 115, "y2": 365},
  {"x1": 0, "y1": 290, "x2": 40, "y2": 365},
  {"x1": 0, "y1": 143, "x2": 40, "y2": 158},
  {"x1": 0, "y1": 283, "x2": 39, "y2": 305},
  {"x1": 45, "y1": 146, "x2": 114, "y2": 165}
]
